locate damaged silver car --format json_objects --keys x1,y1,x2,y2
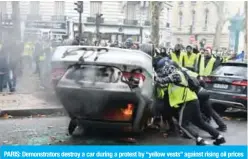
[{"x1": 54, "y1": 46, "x2": 154, "y2": 135}]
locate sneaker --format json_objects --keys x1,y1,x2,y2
[
  {"x1": 216, "y1": 125, "x2": 227, "y2": 132},
  {"x1": 196, "y1": 139, "x2": 209, "y2": 145},
  {"x1": 213, "y1": 136, "x2": 226, "y2": 145}
]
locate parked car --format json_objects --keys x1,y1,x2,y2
[
  {"x1": 203, "y1": 62, "x2": 247, "y2": 113},
  {"x1": 54, "y1": 46, "x2": 154, "y2": 135}
]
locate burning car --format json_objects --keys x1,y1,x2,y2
[{"x1": 54, "y1": 46, "x2": 154, "y2": 135}]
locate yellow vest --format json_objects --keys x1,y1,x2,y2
[
  {"x1": 168, "y1": 71, "x2": 198, "y2": 108},
  {"x1": 223, "y1": 57, "x2": 230, "y2": 63},
  {"x1": 23, "y1": 43, "x2": 34, "y2": 56},
  {"x1": 171, "y1": 52, "x2": 185, "y2": 67},
  {"x1": 39, "y1": 55, "x2": 45, "y2": 61},
  {"x1": 182, "y1": 68, "x2": 199, "y2": 78},
  {"x1": 199, "y1": 56, "x2": 216, "y2": 76},
  {"x1": 184, "y1": 53, "x2": 197, "y2": 69},
  {"x1": 156, "y1": 87, "x2": 167, "y2": 99}
]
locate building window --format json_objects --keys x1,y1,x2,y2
[
  {"x1": 126, "y1": 2, "x2": 136, "y2": 20},
  {"x1": 167, "y1": 8, "x2": 170, "y2": 20},
  {"x1": 90, "y1": 1, "x2": 102, "y2": 17},
  {"x1": 178, "y1": 11, "x2": 183, "y2": 29},
  {"x1": 54, "y1": 1, "x2": 65, "y2": 15},
  {"x1": 178, "y1": 1, "x2": 184, "y2": 7},
  {"x1": 29, "y1": 1, "x2": 40, "y2": 15},
  {"x1": 146, "y1": 2, "x2": 150, "y2": 20},
  {"x1": 192, "y1": 10, "x2": 196, "y2": 27},
  {"x1": 191, "y1": 1, "x2": 197, "y2": 5},
  {"x1": 204, "y1": 8, "x2": 209, "y2": 29},
  {"x1": 0, "y1": 1, "x2": 7, "y2": 14}
]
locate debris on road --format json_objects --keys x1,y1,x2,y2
[
  {"x1": 222, "y1": 116, "x2": 232, "y2": 121},
  {"x1": 1, "y1": 114, "x2": 13, "y2": 119},
  {"x1": 119, "y1": 137, "x2": 137, "y2": 143},
  {"x1": 2, "y1": 141, "x2": 9, "y2": 144},
  {"x1": 50, "y1": 136, "x2": 56, "y2": 141},
  {"x1": 37, "y1": 114, "x2": 46, "y2": 118}
]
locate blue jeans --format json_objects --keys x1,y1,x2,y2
[{"x1": 3, "y1": 70, "x2": 16, "y2": 92}]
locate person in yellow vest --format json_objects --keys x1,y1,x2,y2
[
  {"x1": 183, "y1": 45, "x2": 197, "y2": 72},
  {"x1": 23, "y1": 41, "x2": 34, "y2": 69},
  {"x1": 155, "y1": 59, "x2": 226, "y2": 145},
  {"x1": 169, "y1": 44, "x2": 186, "y2": 67},
  {"x1": 196, "y1": 48, "x2": 218, "y2": 77},
  {"x1": 223, "y1": 52, "x2": 237, "y2": 63}
]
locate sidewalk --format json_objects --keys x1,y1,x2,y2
[
  {"x1": 0, "y1": 70, "x2": 65, "y2": 117},
  {"x1": 0, "y1": 93, "x2": 65, "y2": 117}
]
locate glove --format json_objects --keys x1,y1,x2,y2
[
  {"x1": 168, "y1": 73, "x2": 181, "y2": 83},
  {"x1": 156, "y1": 76, "x2": 172, "y2": 85}
]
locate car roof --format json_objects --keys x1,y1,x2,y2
[
  {"x1": 221, "y1": 61, "x2": 247, "y2": 67},
  {"x1": 52, "y1": 46, "x2": 153, "y2": 74}
]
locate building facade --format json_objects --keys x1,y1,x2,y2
[
  {"x1": 170, "y1": 1, "x2": 231, "y2": 49},
  {"x1": 0, "y1": 1, "x2": 172, "y2": 44}
]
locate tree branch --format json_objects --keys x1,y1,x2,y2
[{"x1": 211, "y1": 1, "x2": 220, "y2": 9}]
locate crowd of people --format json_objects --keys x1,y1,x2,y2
[{"x1": 0, "y1": 37, "x2": 61, "y2": 92}]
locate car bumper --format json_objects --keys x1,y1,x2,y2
[
  {"x1": 207, "y1": 90, "x2": 247, "y2": 110},
  {"x1": 56, "y1": 87, "x2": 152, "y2": 132}
]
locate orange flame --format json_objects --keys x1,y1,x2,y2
[{"x1": 122, "y1": 104, "x2": 133, "y2": 116}]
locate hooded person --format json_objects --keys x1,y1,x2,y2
[
  {"x1": 183, "y1": 45, "x2": 197, "y2": 72},
  {"x1": 169, "y1": 44, "x2": 186, "y2": 67},
  {"x1": 196, "y1": 47, "x2": 218, "y2": 77}
]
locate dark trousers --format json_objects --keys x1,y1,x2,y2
[
  {"x1": 3, "y1": 70, "x2": 16, "y2": 92},
  {"x1": 152, "y1": 94, "x2": 177, "y2": 130},
  {"x1": 179, "y1": 100, "x2": 220, "y2": 139},
  {"x1": 0, "y1": 74, "x2": 5, "y2": 92},
  {"x1": 198, "y1": 89, "x2": 226, "y2": 127}
]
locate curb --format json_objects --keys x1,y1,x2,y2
[{"x1": 0, "y1": 107, "x2": 67, "y2": 117}]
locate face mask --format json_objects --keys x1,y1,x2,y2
[{"x1": 175, "y1": 50, "x2": 180, "y2": 54}]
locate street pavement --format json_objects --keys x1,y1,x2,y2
[
  {"x1": 0, "y1": 71, "x2": 63, "y2": 117},
  {"x1": 0, "y1": 115, "x2": 246, "y2": 145}
]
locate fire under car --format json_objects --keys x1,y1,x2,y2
[{"x1": 54, "y1": 46, "x2": 154, "y2": 135}]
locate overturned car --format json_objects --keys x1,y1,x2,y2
[{"x1": 55, "y1": 46, "x2": 154, "y2": 135}]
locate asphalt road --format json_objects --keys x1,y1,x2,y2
[{"x1": 0, "y1": 115, "x2": 246, "y2": 145}]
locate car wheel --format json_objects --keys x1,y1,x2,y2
[{"x1": 68, "y1": 119, "x2": 78, "y2": 135}]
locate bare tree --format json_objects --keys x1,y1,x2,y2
[
  {"x1": 211, "y1": 1, "x2": 229, "y2": 49},
  {"x1": 151, "y1": 1, "x2": 162, "y2": 47}
]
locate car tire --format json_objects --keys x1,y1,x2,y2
[{"x1": 68, "y1": 119, "x2": 78, "y2": 135}]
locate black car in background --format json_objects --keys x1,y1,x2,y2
[{"x1": 203, "y1": 62, "x2": 247, "y2": 113}]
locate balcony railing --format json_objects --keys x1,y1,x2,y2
[
  {"x1": 123, "y1": 19, "x2": 138, "y2": 26},
  {"x1": 144, "y1": 20, "x2": 151, "y2": 26},
  {"x1": 27, "y1": 14, "x2": 41, "y2": 21},
  {"x1": 51, "y1": 15, "x2": 67, "y2": 21},
  {"x1": 87, "y1": 17, "x2": 104, "y2": 23}
]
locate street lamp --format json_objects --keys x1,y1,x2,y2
[{"x1": 74, "y1": 1, "x2": 83, "y2": 40}]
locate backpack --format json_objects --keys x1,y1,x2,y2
[{"x1": 181, "y1": 70, "x2": 200, "y2": 93}]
